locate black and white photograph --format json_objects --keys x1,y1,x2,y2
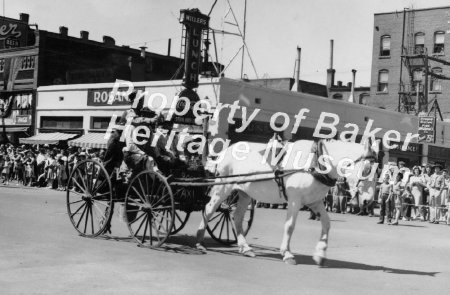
[{"x1": 1, "y1": 0, "x2": 450, "y2": 294}]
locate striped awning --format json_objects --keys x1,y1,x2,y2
[
  {"x1": 19, "y1": 132, "x2": 77, "y2": 145},
  {"x1": 68, "y1": 132, "x2": 108, "y2": 149}
]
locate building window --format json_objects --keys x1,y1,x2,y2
[
  {"x1": 377, "y1": 70, "x2": 389, "y2": 92},
  {"x1": 91, "y1": 117, "x2": 114, "y2": 130},
  {"x1": 20, "y1": 56, "x2": 35, "y2": 70},
  {"x1": 0, "y1": 59, "x2": 4, "y2": 73},
  {"x1": 380, "y1": 35, "x2": 391, "y2": 56},
  {"x1": 41, "y1": 117, "x2": 83, "y2": 129},
  {"x1": 433, "y1": 31, "x2": 445, "y2": 54},
  {"x1": 413, "y1": 69, "x2": 423, "y2": 91},
  {"x1": 430, "y1": 67, "x2": 442, "y2": 92},
  {"x1": 332, "y1": 93, "x2": 343, "y2": 99},
  {"x1": 414, "y1": 33, "x2": 425, "y2": 54}
]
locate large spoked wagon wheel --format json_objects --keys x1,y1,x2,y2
[
  {"x1": 124, "y1": 170, "x2": 174, "y2": 248},
  {"x1": 206, "y1": 190, "x2": 256, "y2": 245},
  {"x1": 67, "y1": 160, "x2": 113, "y2": 237}
]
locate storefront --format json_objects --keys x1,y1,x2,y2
[
  {"x1": 0, "y1": 91, "x2": 33, "y2": 144},
  {"x1": 427, "y1": 145, "x2": 450, "y2": 169},
  {"x1": 387, "y1": 141, "x2": 422, "y2": 168}
]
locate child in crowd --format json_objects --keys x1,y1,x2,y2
[
  {"x1": 56, "y1": 158, "x2": 67, "y2": 191},
  {"x1": 402, "y1": 185, "x2": 414, "y2": 221},
  {"x1": 389, "y1": 173, "x2": 404, "y2": 225},
  {"x1": 2, "y1": 156, "x2": 11, "y2": 185},
  {"x1": 377, "y1": 174, "x2": 393, "y2": 224}
]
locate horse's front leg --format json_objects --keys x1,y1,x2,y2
[
  {"x1": 309, "y1": 200, "x2": 330, "y2": 266},
  {"x1": 280, "y1": 198, "x2": 301, "y2": 265}
]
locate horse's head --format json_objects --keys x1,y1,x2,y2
[{"x1": 346, "y1": 138, "x2": 380, "y2": 200}]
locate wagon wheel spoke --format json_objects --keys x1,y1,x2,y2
[
  {"x1": 129, "y1": 212, "x2": 146, "y2": 225},
  {"x1": 134, "y1": 214, "x2": 148, "y2": 240},
  {"x1": 69, "y1": 199, "x2": 84, "y2": 205},
  {"x1": 84, "y1": 203, "x2": 90, "y2": 234},
  {"x1": 211, "y1": 213, "x2": 225, "y2": 233},
  {"x1": 92, "y1": 178, "x2": 107, "y2": 195},
  {"x1": 137, "y1": 178, "x2": 147, "y2": 201},
  {"x1": 132, "y1": 186, "x2": 146, "y2": 204},
  {"x1": 72, "y1": 175, "x2": 87, "y2": 195},
  {"x1": 75, "y1": 203, "x2": 88, "y2": 228},
  {"x1": 70, "y1": 202, "x2": 86, "y2": 218},
  {"x1": 89, "y1": 205, "x2": 95, "y2": 235},
  {"x1": 141, "y1": 215, "x2": 150, "y2": 244}
]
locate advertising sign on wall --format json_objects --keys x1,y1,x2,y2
[
  {"x1": 418, "y1": 115, "x2": 436, "y2": 143},
  {"x1": 87, "y1": 87, "x2": 145, "y2": 106},
  {"x1": 0, "y1": 19, "x2": 29, "y2": 49}
]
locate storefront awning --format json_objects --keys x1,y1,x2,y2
[
  {"x1": 68, "y1": 132, "x2": 108, "y2": 149},
  {"x1": 19, "y1": 132, "x2": 77, "y2": 145},
  {"x1": 1, "y1": 127, "x2": 29, "y2": 133}
]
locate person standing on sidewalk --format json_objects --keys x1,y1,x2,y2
[
  {"x1": 428, "y1": 164, "x2": 445, "y2": 224},
  {"x1": 389, "y1": 173, "x2": 404, "y2": 225},
  {"x1": 378, "y1": 174, "x2": 393, "y2": 224}
]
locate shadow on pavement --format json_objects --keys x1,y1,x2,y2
[{"x1": 207, "y1": 244, "x2": 439, "y2": 277}]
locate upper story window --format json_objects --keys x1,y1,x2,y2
[
  {"x1": 414, "y1": 32, "x2": 425, "y2": 54},
  {"x1": 377, "y1": 70, "x2": 389, "y2": 92},
  {"x1": 380, "y1": 35, "x2": 391, "y2": 56},
  {"x1": 433, "y1": 31, "x2": 445, "y2": 54},
  {"x1": 0, "y1": 58, "x2": 4, "y2": 73},
  {"x1": 20, "y1": 56, "x2": 35, "y2": 70},
  {"x1": 413, "y1": 69, "x2": 423, "y2": 91},
  {"x1": 430, "y1": 67, "x2": 442, "y2": 92}
]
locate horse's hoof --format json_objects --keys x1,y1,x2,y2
[
  {"x1": 242, "y1": 250, "x2": 256, "y2": 258},
  {"x1": 196, "y1": 243, "x2": 207, "y2": 252},
  {"x1": 284, "y1": 257, "x2": 297, "y2": 265},
  {"x1": 313, "y1": 255, "x2": 326, "y2": 267}
]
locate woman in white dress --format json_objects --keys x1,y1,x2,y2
[{"x1": 408, "y1": 166, "x2": 426, "y2": 220}]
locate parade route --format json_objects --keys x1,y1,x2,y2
[{"x1": 0, "y1": 186, "x2": 448, "y2": 295}]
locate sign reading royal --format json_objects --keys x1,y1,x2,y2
[
  {"x1": 179, "y1": 8, "x2": 209, "y2": 90},
  {"x1": 418, "y1": 115, "x2": 436, "y2": 143},
  {"x1": 0, "y1": 19, "x2": 28, "y2": 49},
  {"x1": 87, "y1": 87, "x2": 145, "y2": 106}
]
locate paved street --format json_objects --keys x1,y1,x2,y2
[{"x1": 0, "y1": 186, "x2": 449, "y2": 295}]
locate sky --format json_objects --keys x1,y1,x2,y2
[{"x1": 5, "y1": 0, "x2": 450, "y2": 87}]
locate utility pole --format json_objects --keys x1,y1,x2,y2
[{"x1": 240, "y1": 0, "x2": 247, "y2": 79}]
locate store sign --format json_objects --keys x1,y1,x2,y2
[
  {"x1": 390, "y1": 141, "x2": 421, "y2": 154},
  {"x1": 180, "y1": 9, "x2": 209, "y2": 90},
  {"x1": 418, "y1": 115, "x2": 436, "y2": 143},
  {"x1": 0, "y1": 20, "x2": 28, "y2": 49},
  {"x1": 15, "y1": 115, "x2": 31, "y2": 125},
  {"x1": 87, "y1": 87, "x2": 144, "y2": 106}
]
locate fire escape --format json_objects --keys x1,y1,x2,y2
[{"x1": 398, "y1": 8, "x2": 445, "y2": 120}]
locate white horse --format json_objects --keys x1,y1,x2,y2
[{"x1": 196, "y1": 139, "x2": 379, "y2": 265}]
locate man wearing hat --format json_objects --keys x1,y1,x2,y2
[{"x1": 428, "y1": 163, "x2": 445, "y2": 223}]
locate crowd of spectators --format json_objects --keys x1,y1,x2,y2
[
  {"x1": 0, "y1": 143, "x2": 104, "y2": 190},
  {"x1": 1, "y1": 142, "x2": 450, "y2": 225}
]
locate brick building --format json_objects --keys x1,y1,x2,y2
[
  {"x1": 0, "y1": 13, "x2": 189, "y2": 143},
  {"x1": 368, "y1": 6, "x2": 450, "y2": 119}
]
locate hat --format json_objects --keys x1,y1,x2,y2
[
  {"x1": 398, "y1": 161, "x2": 405, "y2": 165},
  {"x1": 412, "y1": 165, "x2": 421, "y2": 172},
  {"x1": 128, "y1": 91, "x2": 138, "y2": 102},
  {"x1": 79, "y1": 152, "x2": 86, "y2": 156},
  {"x1": 433, "y1": 163, "x2": 443, "y2": 169}
]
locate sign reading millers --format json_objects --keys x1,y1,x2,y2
[
  {"x1": 418, "y1": 115, "x2": 436, "y2": 143},
  {"x1": 179, "y1": 9, "x2": 209, "y2": 90}
]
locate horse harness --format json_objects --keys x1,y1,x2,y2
[{"x1": 272, "y1": 139, "x2": 378, "y2": 201}]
